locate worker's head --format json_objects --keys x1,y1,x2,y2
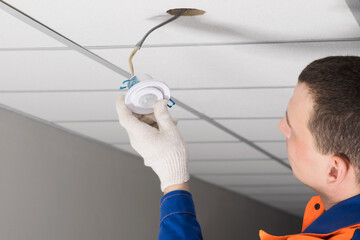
[{"x1": 278, "y1": 56, "x2": 360, "y2": 196}]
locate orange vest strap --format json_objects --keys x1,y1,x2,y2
[{"x1": 260, "y1": 224, "x2": 360, "y2": 240}]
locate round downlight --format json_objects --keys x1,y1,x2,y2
[{"x1": 125, "y1": 75, "x2": 171, "y2": 114}]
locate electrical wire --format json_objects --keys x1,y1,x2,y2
[{"x1": 129, "y1": 9, "x2": 186, "y2": 77}]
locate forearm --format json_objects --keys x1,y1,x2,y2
[
  {"x1": 163, "y1": 182, "x2": 190, "y2": 195},
  {"x1": 159, "y1": 189, "x2": 203, "y2": 240}
]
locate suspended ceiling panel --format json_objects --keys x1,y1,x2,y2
[
  {"x1": 57, "y1": 120, "x2": 238, "y2": 144},
  {"x1": 94, "y1": 42, "x2": 360, "y2": 89},
  {"x1": 3, "y1": 0, "x2": 360, "y2": 47},
  {"x1": 0, "y1": 0, "x2": 359, "y2": 217},
  {"x1": 0, "y1": 9, "x2": 63, "y2": 48},
  {"x1": 114, "y1": 142, "x2": 271, "y2": 160},
  {"x1": 2, "y1": 42, "x2": 359, "y2": 92},
  {"x1": 0, "y1": 92, "x2": 197, "y2": 121}
]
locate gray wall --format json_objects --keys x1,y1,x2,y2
[{"x1": 0, "y1": 105, "x2": 301, "y2": 240}]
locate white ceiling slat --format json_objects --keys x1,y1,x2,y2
[
  {"x1": 188, "y1": 160, "x2": 290, "y2": 175},
  {"x1": 249, "y1": 193, "x2": 314, "y2": 203},
  {"x1": 93, "y1": 42, "x2": 360, "y2": 89},
  {"x1": 0, "y1": 0, "x2": 131, "y2": 79},
  {"x1": 57, "y1": 119, "x2": 238, "y2": 144},
  {"x1": 114, "y1": 142, "x2": 271, "y2": 160},
  {"x1": 0, "y1": 51, "x2": 126, "y2": 91},
  {"x1": 3, "y1": 0, "x2": 360, "y2": 47},
  {"x1": 0, "y1": 92, "x2": 198, "y2": 121},
  {"x1": 257, "y1": 142, "x2": 288, "y2": 159},
  {"x1": 187, "y1": 142, "x2": 268, "y2": 160},
  {"x1": 226, "y1": 185, "x2": 315, "y2": 195},
  {"x1": 0, "y1": 10, "x2": 63, "y2": 48},
  {"x1": 177, "y1": 120, "x2": 238, "y2": 142},
  {"x1": 1, "y1": 42, "x2": 360, "y2": 91},
  {"x1": 172, "y1": 89, "x2": 293, "y2": 118},
  {"x1": 195, "y1": 174, "x2": 302, "y2": 186},
  {"x1": 216, "y1": 119, "x2": 285, "y2": 141}
]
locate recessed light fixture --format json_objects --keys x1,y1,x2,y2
[{"x1": 123, "y1": 74, "x2": 171, "y2": 115}]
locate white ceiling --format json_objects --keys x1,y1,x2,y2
[{"x1": 1, "y1": 0, "x2": 360, "y2": 216}]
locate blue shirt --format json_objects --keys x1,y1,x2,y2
[
  {"x1": 159, "y1": 190, "x2": 203, "y2": 239},
  {"x1": 159, "y1": 191, "x2": 360, "y2": 239}
]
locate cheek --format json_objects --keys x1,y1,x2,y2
[
  {"x1": 278, "y1": 118, "x2": 291, "y2": 139},
  {"x1": 287, "y1": 136, "x2": 313, "y2": 172}
]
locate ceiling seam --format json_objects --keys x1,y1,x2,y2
[
  {"x1": 246, "y1": 193, "x2": 314, "y2": 196},
  {"x1": 187, "y1": 158, "x2": 288, "y2": 162},
  {"x1": 192, "y1": 173, "x2": 293, "y2": 176},
  {"x1": 346, "y1": 0, "x2": 360, "y2": 26},
  {"x1": 224, "y1": 184, "x2": 303, "y2": 187},
  {"x1": 112, "y1": 140, "x2": 286, "y2": 144},
  {"x1": 0, "y1": 0, "x2": 291, "y2": 170},
  {"x1": 1, "y1": 36, "x2": 360, "y2": 52},
  {"x1": 0, "y1": 86, "x2": 296, "y2": 93},
  {"x1": 53, "y1": 117, "x2": 283, "y2": 123}
]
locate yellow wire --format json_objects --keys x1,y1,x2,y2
[{"x1": 129, "y1": 46, "x2": 139, "y2": 76}]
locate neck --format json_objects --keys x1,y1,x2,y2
[{"x1": 319, "y1": 187, "x2": 360, "y2": 210}]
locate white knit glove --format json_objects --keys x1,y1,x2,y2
[{"x1": 116, "y1": 95, "x2": 190, "y2": 192}]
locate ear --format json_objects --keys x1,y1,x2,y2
[{"x1": 326, "y1": 155, "x2": 350, "y2": 184}]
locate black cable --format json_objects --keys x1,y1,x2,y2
[{"x1": 136, "y1": 9, "x2": 186, "y2": 49}]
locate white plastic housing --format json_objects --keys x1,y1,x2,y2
[{"x1": 125, "y1": 74, "x2": 171, "y2": 114}]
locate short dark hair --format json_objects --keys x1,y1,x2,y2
[{"x1": 298, "y1": 56, "x2": 360, "y2": 181}]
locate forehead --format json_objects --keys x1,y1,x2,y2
[{"x1": 288, "y1": 83, "x2": 314, "y2": 126}]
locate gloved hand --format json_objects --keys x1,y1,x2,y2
[{"x1": 116, "y1": 95, "x2": 190, "y2": 192}]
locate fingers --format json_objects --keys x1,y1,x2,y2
[
  {"x1": 139, "y1": 114, "x2": 157, "y2": 125},
  {"x1": 116, "y1": 95, "x2": 154, "y2": 133},
  {"x1": 153, "y1": 99, "x2": 176, "y2": 131}
]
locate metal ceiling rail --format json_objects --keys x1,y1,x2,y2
[
  {"x1": 0, "y1": 1, "x2": 130, "y2": 78},
  {"x1": 0, "y1": 0, "x2": 291, "y2": 170},
  {"x1": 346, "y1": 0, "x2": 360, "y2": 26},
  {"x1": 1, "y1": 36, "x2": 360, "y2": 52},
  {"x1": 0, "y1": 86, "x2": 296, "y2": 93}
]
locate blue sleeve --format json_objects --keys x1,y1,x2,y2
[
  {"x1": 352, "y1": 229, "x2": 360, "y2": 240},
  {"x1": 159, "y1": 190, "x2": 203, "y2": 240}
]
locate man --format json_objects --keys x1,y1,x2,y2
[{"x1": 116, "y1": 56, "x2": 360, "y2": 239}]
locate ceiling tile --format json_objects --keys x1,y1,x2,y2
[
  {"x1": 1, "y1": 42, "x2": 358, "y2": 92},
  {"x1": 57, "y1": 119, "x2": 236, "y2": 144},
  {"x1": 177, "y1": 120, "x2": 237, "y2": 142},
  {"x1": 0, "y1": 9, "x2": 63, "y2": 48},
  {"x1": 216, "y1": 119, "x2": 285, "y2": 141},
  {"x1": 0, "y1": 51, "x2": 125, "y2": 91},
  {"x1": 257, "y1": 142, "x2": 288, "y2": 159},
  {"x1": 194, "y1": 173, "x2": 302, "y2": 186},
  {"x1": 188, "y1": 160, "x2": 290, "y2": 175},
  {"x1": 187, "y1": 142, "x2": 268, "y2": 160},
  {"x1": 4, "y1": 0, "x2": 360, "y2": 47},
  {"x1": 249, "y1": 193, "x2": 314, "y2": 203},
  {"x1": 94, "y1": 42, "x2": 360, "y2": 89},
  {"x1": 114, "y1": 142, "x2": 270, "y2": 160},
  {"x1": 171, "y1": 89, "x2": 293, "y2": 118},
  {"x1": 226, "y1": 185, "x2": 315, "y2": 195},
  {"x1": 0, "y1": 92, "x2": 197, "y2": 121}
]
